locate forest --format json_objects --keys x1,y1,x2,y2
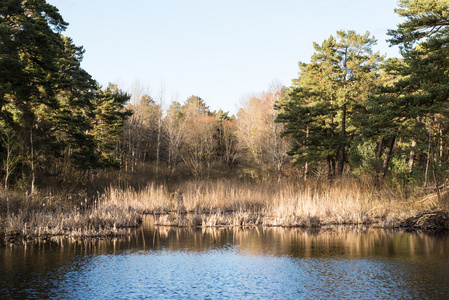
[{"x1": 1, "y1": 0, "x2": 449, "y2": 240}]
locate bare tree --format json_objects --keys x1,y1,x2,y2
[
  {"x1": 263, "y1": 82, "x2": 290, "y2": 179},
  {"x1": 122, "y1": 81, "x2": 162, "y2": 172},
  {"x1": 177, "y1": 97, "x2": 217, "y2": 177},
  {"x1": 180, "y1": 114, "x2": 217, "y2": 176},
  {"x1": 1, "y1": 128, "x2": 19, "y2": 190},
  {"x1": 236, "y1": 83, "x2": 290, "y2": 177},
  {"x1": 236, "y1": 95, "x2": 266, "y2": 163},
  {"x1": 163, "y1": 101, "x2": 184, "y2": 171},
  {"x1": 218, "y1": 119, "x2": 239, "y2": 167},
  {"x1": 155, "y1": 83, "x2": 165, "y2": 177}
]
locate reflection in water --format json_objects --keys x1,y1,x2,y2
[{"x1": 1, "y1": 215, "x2": 449, "y2": 299}]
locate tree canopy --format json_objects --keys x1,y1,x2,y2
[
  {"x1": 277, "y1": 30, "x2": 383, "y2": 177},
  {"x1": 0, "y1": 0, "x2": 131, "y2": 189}
]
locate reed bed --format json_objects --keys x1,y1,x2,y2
[
  {"x1": 1, "y1": 177, "x2": 447, "y2": 242},
  {"x1": 1, "y1": 197, "x2": 142, "y2": 242},
  {"x1": 102, "y1": 178, "x2": 446, "y2": 228}
]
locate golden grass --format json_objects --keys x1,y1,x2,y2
[
  {"x1": 1, "y1": 194, "x2": 142, "y2": 242},
  {"x1": 2, "y1": 177, "x2": 447, "y2": 242},
  {"x1": 102, "y1": 178, "x2": 446, "y2": 228}
]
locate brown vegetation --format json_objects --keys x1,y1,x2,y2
[
  {"x1": 107, "y1": 178, "x2": 447, "y2": 228},
  {"x1": 1, "y1": 82, "x2": 448, "y2": 243},
  {"x1": 2, "y1": 177, "x2": 447, "y2": 243},
  {"x1": 0, "y1": 190, "x2": 142, "y2": 243},
  {"x1": 400, "y1": 210, "x2": 449, "y2": 231}
]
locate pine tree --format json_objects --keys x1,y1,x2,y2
[
  {"x1": 91, "y1": 84, "x2": 131, "y2": 169},
  {"x1": 374, "y1": 0, "x2": 449, "y2": 184},
  {"x1": 0, "y1": 1, "x2": 132, "y2": 187},
  {"x1": 277, "y1": 31, "x2": 383, "y2": 177}
]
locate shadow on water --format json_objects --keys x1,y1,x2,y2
[{"x1": 1, "y1": 215, "x2": 449, "y2": 299}]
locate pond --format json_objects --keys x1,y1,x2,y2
[{"x1": 1, "y1": 215, "x2": 449, "y2": 299}]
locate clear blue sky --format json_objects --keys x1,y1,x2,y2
[{"x1": 48, "y1": 0, "x2": 403, "y2": 115}]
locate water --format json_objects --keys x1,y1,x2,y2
[{"x1": 1, "y1": 216, "x2": 449, "y2": 299}]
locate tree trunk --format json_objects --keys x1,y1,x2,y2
[
  {"x1": 431, "y1": 143, "x2": 441, "y2": 203},
  {"x1": 408, "y1": 139, "x2": 417, "y2": 174},
  {"x1": 2, "y1": 130, "x2": 18, "y2": 191},
  {"x1": 337, "y1": 103, "x2": 346, "y2": 176},
  {"x1": 331, "y1": 159, "x2": 336, "y2": 177},
  {"x1": 424, "y1": 136, "x2": 431, "y2": 188},
  {"x1": 304, "y1": 125, "x2": 309, "y2": 179},
  {"x1": 377, "y1": 138, "x2": 384, "y2": 159},
  {"x1": 439, "y1": 123, "x2": 443, "y2": 167},
  {"x1": 30, "y1": 128, "x2": 35, "y2": 194},
  {"x1": 380, "y1": 135, "x2": 396, "y2": 178},
  {"x1": 156, "y1": 114, "x2": 162, "y2": 177}
]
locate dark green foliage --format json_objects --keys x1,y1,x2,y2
[
  {"x1": 388, "y1": 0, "x2": 449, "y2": 50},
  {"x1": 279, "y1": 1, "x2": 449, "y2": 186},
  {"x1": 277, "y1": 31, "x2": 383, "y2": 177},
  {"x1": 91, "y1": 84, "x2": 131, "y2": 169},
  {"x1": 0, "y1": 0, "x2": 131, "y2": 188},
  {"x1": 372, "y1": 0, "x2": 449, "y2": 183}
]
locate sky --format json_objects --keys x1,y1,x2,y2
[{"x1": 47, "y1": 0, "x2": 404, "y2": 115}]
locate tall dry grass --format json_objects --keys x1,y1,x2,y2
[
  {"x1": 103, "y1": 178, "x2": 446, "y2": 228},
  {"x1": 0, "y1": 189, "x2": 142, "y2": 242},
  {"x1": 2, "y1": 177, "x2": 447, "y2": 242}
]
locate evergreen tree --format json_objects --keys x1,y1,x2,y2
[
  {"x1": 277, "y1": 31, "x2": 383, "y2": 177},
  {"x1": 91, "y1": 84, "x2": 132, "y2": 169},
  {"x1": 182, "y1": 95, "x2": 210, "y2": 118},
  {"x1": 0, "y1": 1, "x2": 132, "y2": 187},
  {"x1": 374, "y1": 0, "x2": 449, "y2": 182},
  {"x1": 1, "y1": 0, "x2": 72, "y2": 187}
]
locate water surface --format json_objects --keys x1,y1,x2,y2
[{"x1": 1, "y1": 216, "x2": 449, "y2": 299}]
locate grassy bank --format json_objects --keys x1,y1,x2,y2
[
  {"x1": 0, "y1": 190, "x2": 142, "y2": 242},
  {"x1": 105, "y1": 178, "x2": 449, "y2": 228},
  {"x1": 1, "y1": 178, "x2": 449, "y2": 242}
]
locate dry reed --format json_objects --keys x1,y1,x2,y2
[
  {"x1": 1, "y1": 194, "x2": 142, "y2": 242},
  {"x1": 2, "y1": 177, "x2": 447, "y2": 242},
  {"x1": 101, "y1": 178, "x2": 446, "y2": 228}
]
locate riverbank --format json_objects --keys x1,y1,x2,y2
[
  {"x1": 1, "y1": 179, "x2": 449, "y2": 243},
  {"x1": 1, "y1": 201, "x2": 142, "y2": 243}
]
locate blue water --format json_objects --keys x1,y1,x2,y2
[{"x1": 1, "y1": 221, "x2": 449, "y2": 299}]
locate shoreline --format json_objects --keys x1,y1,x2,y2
[
  {"x1": 2, "y1": 209, "x2": 448, "y2": 245},
  {"x1": 2, "y1": 179, "x2": 449, "y2": 244}
]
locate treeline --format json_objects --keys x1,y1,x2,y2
[
  {"x1": 277, "y1": 1, "x2": 449, "y2": 192},
  {"x1": 2, "y1": 0, "x2": 449, "y2": 192},
  {"x1": 118, "y1": 84, "x2": 289, "y2": 182},
  {"x1": 0, "y1": 1, "x2": 131, "y2": 190},
  {"x1": 0, "y1": 0, "x2": 289, "y2": 191}
]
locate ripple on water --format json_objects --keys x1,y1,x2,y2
[{"x1": 1, "y1": 227, "x2": 449, "y2": 299}]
